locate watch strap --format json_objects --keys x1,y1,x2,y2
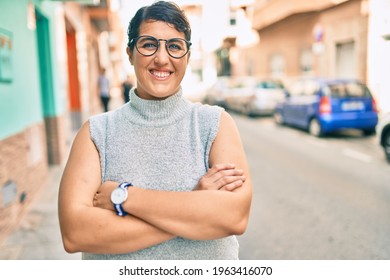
[
  {"x1": 114, "y1": 203, "x2": 127, "y2": 217},
  {"x1": 114, "y1": 182, "x2": 133, "y2": 216}
]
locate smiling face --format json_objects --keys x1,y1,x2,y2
[{"x1": 127, "y1": 20, "x2": 190, "y2": 100}]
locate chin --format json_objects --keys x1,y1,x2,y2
[{"x1": 151, "y1": 86, "x2": 180, "y2": 99}]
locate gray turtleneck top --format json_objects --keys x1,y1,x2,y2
[{"x1": 84, "y1": 88, "x2": 239, "y2": 260}]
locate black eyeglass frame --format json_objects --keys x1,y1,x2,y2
[{"x1": 129, "y1": 35, "x2": 192, "y2": 59}]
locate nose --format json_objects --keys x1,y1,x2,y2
[{"x1": 154, "y1": 40, "x2": 170, "y2": 64}]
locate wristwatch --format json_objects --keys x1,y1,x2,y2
[{"x1": 111, "y1": 182, "x2": 133, "y2": 216}]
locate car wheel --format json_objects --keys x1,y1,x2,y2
[
  {"x1": 245, "y1": 107, "x2": 256, "y2": 118},
  {"x1": 309, "y1": 118, "x2": 323, "y2": 137},
  {"x1": 383, "y1": 130, "x2": 390, "y2": 162},
  {"x1": 241, "y1": 104, "x2": 250, "y2": 116},
  {"x1": 274, "y1": 112, "x2": 284, "y2": 125},
  {"x1": 363, "y1": 128, "x2": 376, "y2": 136}
]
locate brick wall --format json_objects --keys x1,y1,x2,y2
[
  {"x1": 44, "y1": 115, "x2": 66, "y2": 165},
  {"x1": 0, "y1": 123, "x2": 48, "y2": 243}
]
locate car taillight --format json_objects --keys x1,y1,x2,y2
[
  {"x1": 372, "y1": 98, "x2": 378, "y2": 113},
  {"x1": 319, "y1": 96, "x2": 331, "y2": 114}
]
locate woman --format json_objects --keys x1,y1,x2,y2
[
  {"x1": 98, "y1": 68, "x2": 110, "y2": 112},
  {"x1": 58, "y1": 1, "x2": 252, "y2": 260}
]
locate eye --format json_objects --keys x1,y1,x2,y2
[
  {"x1": 168, "y1": 44, "x2": 182, "y2": 51},
  {"x1": 167, "y1": 40, "x2": 185, "y2": 52},
  {"x1": 142, "y1": 42, "x2": 158, "y2": 49},
  {"x1": 138, "y1": 38, "x2": 158, "y2": 50}
]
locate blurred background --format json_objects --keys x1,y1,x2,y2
[{"x1": 0, "y1": 0, "x2": 389, "y2": 260}]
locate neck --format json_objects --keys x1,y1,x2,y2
[{"x1": 125, "y1": 87, "x2": 192, "y2": 127}]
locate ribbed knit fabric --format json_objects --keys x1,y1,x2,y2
[{"x1": 84, "y1": 88, "x2": 239, "y2": 260}]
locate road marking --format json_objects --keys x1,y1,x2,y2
[{"x1": 342, "y1": 148, "x2": 372, "y2": 163}]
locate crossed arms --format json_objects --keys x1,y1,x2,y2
[{"x1": 58, "y1": 111, "x2": 252, "y2": 254}]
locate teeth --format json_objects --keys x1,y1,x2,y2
[{"x1": 152, "y1": 71, "x2": 170, "y2": 78}]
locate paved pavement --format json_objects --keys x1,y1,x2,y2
[{"x1": 0, "y1": 159, "x2": 81, "y2": 260}]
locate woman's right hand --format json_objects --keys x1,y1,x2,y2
[{"x1": 194, "y1": 163, "x2": 246, "y2": 192}]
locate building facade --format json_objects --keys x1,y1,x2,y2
[
  {"x1": 367, "y1": 0, "x2": 390, "y2": 113},
  {"x1": 226, "y1": 0, "x2": 389, "y2": 111},
  {"x1": 0, "y1": 0, "x2": 120, "y2": 243},
  {"x1": 245, "y1": 0, "x2": 369, "y2": 84}
]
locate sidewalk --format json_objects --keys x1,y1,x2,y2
[{"x1": 0, "y1": 162, "x2": 81, "y2": 260}]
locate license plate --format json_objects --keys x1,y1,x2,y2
[{"x1": 341, "y1": 101, "x2": 365, "y2": 111}]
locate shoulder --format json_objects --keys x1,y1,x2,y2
[
  {"x1": 192, "y1": 103, "x2": 236, "y2": 129},
  {"x1": 192, "y1": 102, "x2": 224, "y2": 122},
  {"x1": 88, "y1": 113, "x2": 108, "y2": 146},
  {"x1": 191, "y1": 102, "x2": 225, "y2": 129},
  {"x1": 187, "y1": 103, "x2": 227, "y2": 145},
  {"x1": 88, "y1": 106, "x2": 124, "y2": 138},
  {"x1": 90, "y1": 105, "x2": 128, "y2": 124},
  {"x1": 219, "y1": 110, "x2": 237, "y2": 130},
  {"x1": 194, "y1": 102, "x2": 224, "y2": 113},
  {"x1": 211, "y1": 110, "x2": 242, "y2": 158},
  {"x1": 89, "y1": 112, "x2": 109, "y2": 130}
]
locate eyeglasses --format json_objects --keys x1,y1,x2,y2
[{"x1": 130, "y1": 36, "x2": 192, "y2": 59}]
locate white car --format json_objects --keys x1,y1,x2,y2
[
  {"x1": 218, "y1": 77, "x2": 285, "y2": 117},
  {"x1": 378, "y1": 112, "x2": 390, "y2": 163}
]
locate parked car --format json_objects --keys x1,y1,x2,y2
[
  {"x1": 203, "y1": 77, "x2": 230, "y2": 108},
  {"x1": 225, "y1": 77, "x2": 285, "y2": 116},
  {"x1": 378, "y1": 112, "x2": 390, "y2": 163},
  {"x1": 203, "y1": 76, "x2": 285, "y2": 116},
  {"x1": 274, "y1": 77, "x2": 379, "y2": 137}
]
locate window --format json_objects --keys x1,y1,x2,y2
[
  {"x1": 270, "y1": 54, "x2": 285, "y2": 78},
  {"x1": 300, "y1": 49, "x2": 313, "y2": 75},
  {"x1": 327, "y1": 82, "x2": 371, "y2": 98}
]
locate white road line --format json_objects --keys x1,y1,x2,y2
[{"x1": 342, "y1": 148, "x2": 372, "y2": 163}]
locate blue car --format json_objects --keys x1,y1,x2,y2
[{"x1": 274, "y1": 78, "x2": 379, "y2": 137}]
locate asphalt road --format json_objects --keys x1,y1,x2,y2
[
  {"x1": 234, "y1": 113, "x2": 390, "y2": 260},
  {"x1": 2, "y1": 105, "x2": 389, "y2": 261}
]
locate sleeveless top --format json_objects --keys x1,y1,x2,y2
[{"x1": 84, "y1": 88, "x2": 239, "y2": 260}]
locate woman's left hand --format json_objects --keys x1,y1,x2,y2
[
  {"x1": 93, "y1": 181, "x2": 118, "y2": 211},
  {"x1": 194, "y1": 163, "x2": 246, "y2": 191}
]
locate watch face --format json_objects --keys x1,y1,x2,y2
[{"x1": 111, "y1": 187, "x2": 127, "y2": 204}]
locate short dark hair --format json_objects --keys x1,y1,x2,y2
[{"x1": 127, "y1": 1, "x2": 191, "y2": 50}]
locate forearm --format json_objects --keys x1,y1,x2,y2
[
  {"x1": 122, "y1": 185, "x2": 251, "y2": 240},
  {"x1": 59, "y1": 205, "x2": 174, "y2": 254}
]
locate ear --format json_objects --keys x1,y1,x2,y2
[
  {"x1": 186, "y1": 51, "x2": 191, "y2": 63},
  {"x1": 127, "y1": 47, "x2": 134, "y2": 65}
]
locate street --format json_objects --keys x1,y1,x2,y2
[
  {"x1": 235, "y1": 112, "x2": 390, "y2": 259},
  {"x1": 2, "y1": 1, "x2": 390, "y2": 273},
  {"x1": 1, "y1": 109, "x2": 390, "y2": 260}
]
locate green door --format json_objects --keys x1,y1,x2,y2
[
  {"x1": 35, "y1": 8, "x2": 58, "y2": 164},
  {"x1": 35, "y1": 8, "x2": 55, "y2": 117}
]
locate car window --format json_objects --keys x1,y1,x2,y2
[{"x1": 326, "y1": 82, "x2": 371, "y2": 98}]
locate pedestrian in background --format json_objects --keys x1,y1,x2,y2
[
  {"x1": 98, "y1": 68, "x2": 110, "y2": 112},
  {"x1": 122, "y1": 75, "x2": 133, "y2": 103},
  {"x1": 58, "y1": 1, "x2": 252, "y2": 260}
]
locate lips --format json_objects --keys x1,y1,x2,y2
[{"x1": 150, "y1": 70, "x2": 172, "y2": 79}]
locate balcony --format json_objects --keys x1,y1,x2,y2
[{"x1": 253, "y1": 0, "x2": 349, "y2": 30}]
